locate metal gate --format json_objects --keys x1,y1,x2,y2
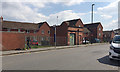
[{"x1": 25, "y1": 35, "x2": 50, "y2": 46}]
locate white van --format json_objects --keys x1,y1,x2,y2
[{"x1": 109, "y1": 35, "x2": 120, "y2": 60}]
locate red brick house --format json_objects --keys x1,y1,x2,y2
[
  {"x1": 103, "y1": 30, "x2": 115, "y2": 42},
  {"x1": 2, "y1": 19, "x2": 50, "y2": 46},
  {"x1": 83, "y1": 27, "x2": 91, "y2": 41},
  {"x1": 84, "y1": 22, "x2": 103, "y2": 42},
  {"x1": 50, "y1": 18, "x2": 84, "y2": 46}
]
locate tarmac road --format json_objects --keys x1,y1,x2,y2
[{"x1": 2, "y1": 44, "x2": 120, "y2": 70}]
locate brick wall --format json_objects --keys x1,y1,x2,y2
[
  {"x1": 0, "y1": 32, "x2": 2, "y2": 50},
  {"x1": 103, "y1": 31, "x2": 115, "y2": 42},
  {"x1": 75, "y1": 19, "x2": 84, "y2": 27},
  {"x1": 67, "y1": 27, "x2": 83, "y2": 45},
  {"x1": 0, "y1": 32, "x2": 25, "y2": 51},
  {"x1": 50, "y1": 23, "x2": 68, "y2": 46},
  {"x1": 87, "y1": 27, "x2": 97, "y2": 38},
  {"x1": 50, "y1": 21, "x2": 84, "y2": 46},
  {"x1": 24, "y1": 22, "x2": 50, "y2": 45},
  {"x1": 97, "y1": 24, "x2": 103, "y2": 42},
  {"x1": 111, "y1": 31, "x2": 115, "y2": 39}
]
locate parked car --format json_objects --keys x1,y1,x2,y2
[
  {"x1": 95, "y1": 38, "x2": 100, "y2": 43},
  {"x1": 83, "y1": 40, "x2": 89, "y2": 44},
  {"x1": 31, "y1": 40, "x2": 38, "y2": 45},
  {"x1": 109, "y1": 35, "x2": 120, "y2": 60}
]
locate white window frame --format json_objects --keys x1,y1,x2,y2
[
  {"x1": 99, "y1": 28, "x2": 101, "y2": 31},
  {"x1": 41, "y1": 37, "x2": 44, "y2": 41},
  {"x1": 99, "y1": 33, "x2": 101, "y2": 36},
  {"x1": 42, "y1": 30, "x2": 44, "y2": 34}
]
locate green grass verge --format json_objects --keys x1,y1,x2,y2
[
  {"x1": 23, "y1": 45, "x2": 52, "y2": 49},
  {"x1": 30, "y1": 45, "x2": 52, "y2": 49}
]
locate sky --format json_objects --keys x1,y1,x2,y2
[{"x1": 1, "y1": 0, "x2": 119, "y2": 31}]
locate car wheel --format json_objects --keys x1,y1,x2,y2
[{"x1": 109, "y1": 52, "x2": 111, "y2": 56}]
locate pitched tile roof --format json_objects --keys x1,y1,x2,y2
[
  {"x1": 38, "y1": 22, "x2": 45, "y2": 28},
  {"x1": 62, "y1": 18, "x2": 84, "y2": 27},
  {"x1": 65, "y1": 19, "x2": 79, "y2": 27},
  {"x1": 114, "y1": 28, "x2": 120, "y2": 31},
  {"x1": 2, "y1": 20, "x2": 39, "y2": 30},
  {"x1": 103, "y1": 30, "x2": 114, "y2": 34},
  {"x1": 38, "y1": 21, "x2": 50, "y2": 28},
  {"x1": 103, "y1": 30, "x2": 114, "y2": 33},
  {"x1": 103, "y1": 30, "x2": 114, "y2": 37},
  {"x1": 84, "y1": 22, "x2": 101, "y2": 28}
]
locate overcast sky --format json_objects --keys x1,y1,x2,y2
[{"x1": 1, "y1": 0, "x2": 119, "y2": 31}]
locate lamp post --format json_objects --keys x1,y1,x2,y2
[
  {"x1": 55, "y1": 16, "x2": 58, "y2": 49},
  {"x1": 91, "y1": 4, "x2": 95, "y2": 44},
  {"x1": 91, "y1": 4, "x2": 95, "y2": 24}
]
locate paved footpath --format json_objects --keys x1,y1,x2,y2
[{"x1": 1, "y1": 43, "x2": 107, "y2": 56}]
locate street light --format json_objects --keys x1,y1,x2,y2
[
  {"x1": 54, "y1": 16, "x2": 58, "y2": 49},
  {"x1": 91, "y1": 4, "x2": 95, "y2": 44},
  {"x1": 91, "y1": 4, "x2": 95, "y2": 24}
]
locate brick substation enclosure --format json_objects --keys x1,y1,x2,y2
[{"x1": 0, "y1": 32, "x2": 25, "y2": 51}]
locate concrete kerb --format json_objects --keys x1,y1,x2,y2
[{"x1": 1, "y1": 43, "x2": 108, "y2": 56}]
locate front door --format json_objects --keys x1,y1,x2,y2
[{"x1": 70, "y1": 33, "x2": 74, "y2": 45}]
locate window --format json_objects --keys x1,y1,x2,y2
[
  {"x1": 21, "y1": 29, "x2": 25, "y2": 32},
  {"x1": 99, "y1": 33, "x2": 101, "y2": 36},
  {"x1": 105, "y1": 35, "x2": 106, "y2": 37},
  {"x1": 79, "y1": 25, "x2": 81, "y2": 27},
  {"x1": 33, "y1": 36, "x2": 37, "y2": 40},
  {"x1": 27, "y1": 30, "x2": 30, "y2": 33},
  {"x1": 2, "y1": 28, "x2": 7, "y2": 31},
  {"x1": 7, "y1": 28, "x2": 10, "y2": 32},
  {"x1": 83, "y1": 38, "x2": 85, "y2": 40},
  {"x1": 34, "y1": 30, "x2": 36, "y2": 34},
  {"x1": 42, "y1": 30, "x2": 44, "y2": 34},
  {"x1": 18, "y1": 29, "x2": 21, "y2": 32},
  {"x1": 48, "y1": 30, "x2": 50, "y2": 34},
  {"x1": 99, "y1": 28, "x2": 101, "y2": 31},
  {"x1": 41, "y1": 37, "x2": 44, "y2": 41}
]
